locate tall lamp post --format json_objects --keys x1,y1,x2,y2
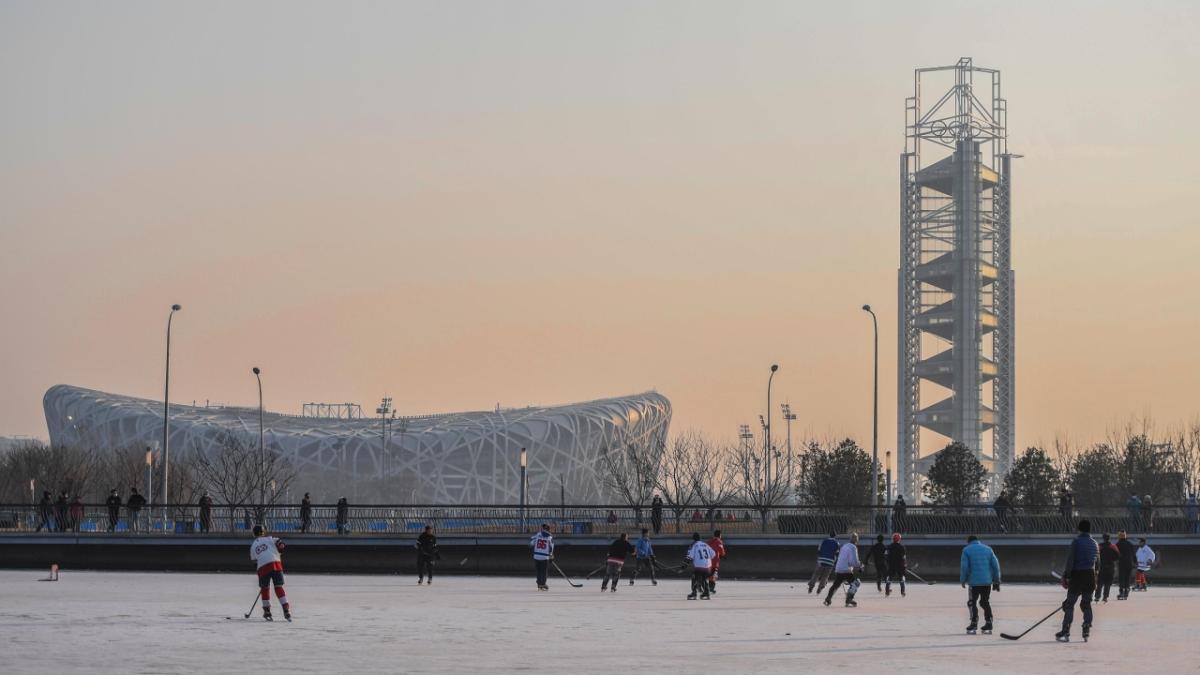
[
  {"x1": 376, "y1": 397, "x2": 394, "y2": 481},
  {"x1": 162, "y1": 303, "x2": 181, "y2": 516},
  {"x1": 519, "y1": 447, "x2": 528, "y2": 533},
  {"x1": 253, "y1": 367, "x2": 265, "y2": 511},
  {"x1": 862, "y1": 305, "x2": 879, "y2": 508},
  {"x1": 765, "y1": 364, "x2": 779, "y2": 498},
  {"x1": 782, "y1": 403, "x2": 797, "y2": 503}
]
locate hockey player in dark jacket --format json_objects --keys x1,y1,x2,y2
[
  {"x1": 862, "y1": 534, "x2": 889, "y2": 592},
  {"x1": 1116, "y1": 530, "x2": 1137, "y2": 600},
  {"x1": 885, "y1": 533, "x2": 907, "y2": 597},
  {"x1": 415, "y1": 525, "x2": 439, "y2": 585},
  {"x1": 1095, "y1": 533, "x2": 1119, "y2": 602}
]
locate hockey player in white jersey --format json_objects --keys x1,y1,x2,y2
[
  {"x1": 250, "y1": 524, "x2": 291, "y2": 621},
  {"x1": 530, "y1": 523, "x2": 555, "y2": 591},
  {"x1": 685, "y1": 532, "x2": 716, "y2": 600}
]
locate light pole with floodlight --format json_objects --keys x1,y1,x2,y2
[
  {"x1": 253, "y1": 367, "x2": 265, "y2": 510},
  {"x1": 862, "y1": 305, "x2": 879, "y2": 508},
  {"x1": 162, "y1": 304, "x2": 181, "y2": 515}
]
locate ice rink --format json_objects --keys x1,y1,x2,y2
[{"x1": 3, "y1": 569, "x2": 1196, "y2": 674}]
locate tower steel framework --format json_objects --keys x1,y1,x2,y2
[{"x1": 898, "y1": 58, "x2": 1015, "y2": 501}]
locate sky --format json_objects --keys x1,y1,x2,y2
[{"x1": 2, "y1": 1, "x2": 1198, "y2": 466}]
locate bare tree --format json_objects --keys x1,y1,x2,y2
[
  {"x1": 724, "y1": 435, "x2": 791, "y2": 532},
  {"x1": 0, "y1": 442, "x2": 102, "y2": 502},
  {"x1": 192, "y1": 432, "x2": 298, "y2": 527},
  {"x1": 599, "y1": 439, "x2": 660, "y2": 520},
  {"x1": 654, "y1": 431, "x2": 700, "y2": 533}
]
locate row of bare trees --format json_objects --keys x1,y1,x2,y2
[
  {"x1": 0, "y1": 433, "x2": 297, "y2": 512},
  {"x1": 599, "y1": 430, "x2": 878, "y2": 525}
]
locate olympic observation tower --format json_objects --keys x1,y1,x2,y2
[{"x1": 898, "y1": 58, "x2": 1016, "y2": 501}]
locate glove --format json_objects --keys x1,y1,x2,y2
[
  {"x1": 1061, "y1": 576, "x2": 1070, "y2": 589},
  {"x1": 961, "y1": 583, "x2": 967, "y2": 589},
  {"x1": 992, "y1": 583, "x2": 1000, "y2": 592}
]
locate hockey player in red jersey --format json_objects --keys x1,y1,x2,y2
[
  {"x1": 706, "y1": 529, "x2": 726, "y2": 594},
  {"x1": 250, "y1": 524, "x2": 291, "y2": 621}
]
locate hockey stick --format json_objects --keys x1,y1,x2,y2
[
  {"x1": 1000, "y1": 606, "x2": 1062, "y2": 641},
  {"x1": 906, "y1": 567, "x2": 935, "y2": 585},
  {"x1": 243, "y1": 592, "x2": 260, "y2": 619},
  {"x1": 551, "y1": 560, "x2": 583, "y2": 588},
  {"x1": 584, "y1": 564, "x2": 607, "y2": 580}
]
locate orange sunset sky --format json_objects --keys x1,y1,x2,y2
[{"x1": 2, "y1": 2, "x2": 1198, "y2": 468}]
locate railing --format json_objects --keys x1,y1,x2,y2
[{"x1": 1, "y1": 503, "x2": 1196, "y2": 536}]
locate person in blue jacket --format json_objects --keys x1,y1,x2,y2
[
  {"x1": 1056, "y1": 519, "x2": 1099, "y2": 643},
  {"x1": 807, "y1": 531, "x2": 840, "y2": 595},
  {"x1": 960, "y1": 534, "x2": 1001, "y2": 634},
  {"x1": 630, "y1": 527, "x2": 657, "y2": 586}
]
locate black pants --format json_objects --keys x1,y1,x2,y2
[
  {"x1": 968, "y1": 585, "x2": 993, "y2": 625},
  {"x1": 651, "y1": 516, "x2": 662, "y2": 535},
  {"x1": 200, "y1": 513, "x2": 211, "y2": 533},
  {"x1": 872, "y1": 565, "x2": 887, "y2": 590},
  {"x1": 1118, "y1": 564, "x2": 1133, "y2": 597},
  {"x1": 417, "y1": 554, "x2": 435, "y2": 581},
  {"x1": 534, "y1": 559, "x2": 548, "y2": 587},
  {"x1": 1095, "y1": 567, "x2": 1114, "y2": 600},
  {"x1": 631, "y1": 558, "x2": 656, "y2": 583},
  {"x1": 36, "y1": 510, "x2": 52, "y2": 532},
  {"x1": 690, "y1": 569, "x2": 709, "y2": 596},
  {"x1": 885, "y1": 568, "x2": 907, "y2": 595},
  {"x1": 300, "y1": 517, "x2": 311, "y2": 534},
  {"x1": 824, "y1": 572, "x2": 857, "y2": 604},
  {"x1": 1061, "y1": 573, "x2": 1095, "y2": 633}
]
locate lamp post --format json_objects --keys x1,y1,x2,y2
[
  {"x1": 253, "y1": 367, "x2": 264, "y2": 510},
  {"x1": 782, "y1": 403, "x2": 797, "y2": 503},
  {"x1": 862, "y1": 305, "x2": 879, "y2": 508},
  {"x1": 886, "y1": 450, "x2": 893, "y2": 503},
  {"x1": 519, "y1": 447, "x2": 528, "y2": 533},
  {"x1": 376, "y1": 397, "x2": 394, "y2": 481},
  {"x1": 162, "y1": 303, "x2": 181, "y2": 515},
  {"x1": 766, "y1": 364, "x2": 779, "y2": 498}
]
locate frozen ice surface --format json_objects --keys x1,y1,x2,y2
[{"x1": 3, "y1": 570, "x2": 1197, "y2": 674}]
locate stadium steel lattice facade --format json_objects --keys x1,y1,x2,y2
[
  {"x1": 44, "y1": 385, "x2": 671, "y2": 504},
  {"x1": 898, "y1": 58, "x2": 1015, "y2": 501}
]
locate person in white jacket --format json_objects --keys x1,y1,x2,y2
[
  {"x1": 824, "y1": 532, "x2": 863, "y2": 607},
  {"x1": 685, "y1": 533, "x2": 716, "y2": 600},
  {"x1": 530, "y1": 524, "x2": 555, "y2": 591},
  {"x1": 1134, "y1": 538, "x2": 1156, "y2": 592}
]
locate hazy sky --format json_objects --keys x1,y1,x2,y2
[{"x1": 2, "y1": 2, "x2": 1197, "y2": 465}]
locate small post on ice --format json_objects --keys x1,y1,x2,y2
[{"x1": 40, "y1": 563, "x2": 59, "y2": 582}]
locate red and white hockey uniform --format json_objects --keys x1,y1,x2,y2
[{"x1": 251, "y1": 536, "x2": 285, "y2": 574}]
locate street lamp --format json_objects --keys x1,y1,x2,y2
[
  {"x1": 766, "y1": 364, "x2": 779, "y2": 497},
  {"x1": 162, "y1": 303, "x2": 181, "y2": 514},
  {"x1": 519, "y1": 447, "x2": 528, "y2": 532},
  {"x1": 862, "y1": 305, "x2": 879, "y2": 508},
  {"x1": 376, "y1": 397, "x2": 394, "y2": 481},
  {"x1": 253, "y1": 367, "x2": 264, "y2": 508}
]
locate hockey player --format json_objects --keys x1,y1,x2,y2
[
  {"x1": 959, "y1": 535, "x2": 1001, "y2": 634},
  {"x1": 1056, "y1": 519, "x2": 1099, "y2": 643},
  {"x1": 823, "y1": 532, "x2": 861, "y2": 607},
  {"x1": 706, "y1": 530, "x2": 726, "y2": 594},
  {"x1": 807, "y1": 531, "x2": 839, "y2": 594},
  {"x1": 1095, "y1": 533, "x2": 1119, "y2": 602},
  {"x1": 1134, "y1": 538, "x2": 1156, "y2": 592},
  {"x1": 531, "y1": 523, "x2": 554, "y2": 591},
  {"x1": 250, "y1": 524, "x2": 291, "y2": 621},
  {"x1": 630, "y1": 528, "x2": 657, "y2": 586},
  {"x1": 415, "y1": 525, "x2": 439, "y2": 585},
  {"x1": 862, "y1": 534, "x2": 889, "y2": 592},
  {"x1": 1116, "y1": 530, "x2": 1137, "y2": 599},
  {"x1": 885, "y1": 533, "x2": 907, "y2": 597},
  {"x1": 600, "y1": 533, "x2": 635, "y2": 592},
  {"x1": 685, "y1": 533, "x2": 715, "y2": 600}
]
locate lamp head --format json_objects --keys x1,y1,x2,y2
[
  {"x1": 252, "y1": 367, "x2": 261, "y2": 375},
  {"x1": 862, "y1": 304, "x2": 871, "y2": 312},
  {"x1": 171, "y1": 304, "x2": 182, "y2": 311},
  {"x1": 770, "y1": 364, "x2": 779, "y2": 372}
]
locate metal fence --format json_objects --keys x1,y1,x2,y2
[{"x1": 3, "y1": 503, "x2": 1197, "y2": 536}]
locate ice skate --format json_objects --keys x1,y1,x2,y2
[
  {"x1": 1055, "y1": 630, "x2": 1070, "y2": 643},
  {"x1": 701, "y1": 593, "x2": 711, "y2": 600},
  {"x1": 417, "y1": 579, "x2": 423, "y2": 585},
  {"x1": 823, "y1": 598, "x2": 831, "y2": 607},
  {"x1": 1081, "y1": 623, "x2": 1091, "y2": 642},
  {"x1": 651, "y1": 580, "x2": 657, "y2": 586},
  {"x1": 282, "y1": 606, "x2": 292, "y2": 622},
  {"x1": 980, "y1": 622, "x2": 992, "y2": 635},
  {"x1": 687, "y1": 592, "x2": 697, "y2": 600},
  {"x1": 966, "y1": 623, "x2": 977, "y2": 635},
  {"x1": 629, "y1": 579, "x2": 634, "y2": 586},
  {"x1": 262, "y1": 606, "x2": 273, "y2": 622},
  {"x1": 844, "y1": 598, "x2": 857, "y2": 607},
  {"x1": 610, "y1": 586, "x2": 617, "y2": 593}
]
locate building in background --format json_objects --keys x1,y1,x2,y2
[
  {"x1": 44, "y1": 384, "x2": 671, "y2": 504},
  {"x1": 898, "y1": 58, "x2": 1016, "y2": 501}
]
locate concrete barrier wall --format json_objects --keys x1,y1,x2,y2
[{"x1": 2, "y1": 535, "x2": 1196, "y2": 583}]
